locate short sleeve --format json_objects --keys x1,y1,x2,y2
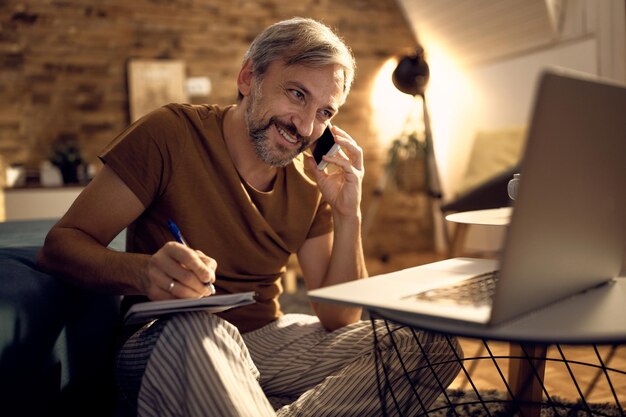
[{"x1": 99, "y1": 106, "x2": 182, "y2": 207}]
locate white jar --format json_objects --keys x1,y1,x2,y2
[{"x1": 507, "y1": 173, "x2": 521, "y2": 200}]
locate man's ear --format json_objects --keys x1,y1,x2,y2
[{"x1": 237, "y1": 59, "x2": 254, "y2": 97}]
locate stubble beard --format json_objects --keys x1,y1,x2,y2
[{"x1": 245, "y1": 85, "x2": 310, "y2": 168}]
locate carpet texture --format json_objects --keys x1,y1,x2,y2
[{"x1": 426, "y1": 389, "x2": 624, "y2": 417}]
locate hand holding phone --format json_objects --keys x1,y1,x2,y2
[{"x1": 313, "y1": 126, "x2": 341, "y2": 170}]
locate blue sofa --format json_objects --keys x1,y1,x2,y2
[{"x1": 0, "y1": 219, "x2": 125, "y2": 417}]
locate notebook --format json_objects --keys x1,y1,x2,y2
[{"x1": 308, "y1": 69, "x2": 626, "y2": 327}]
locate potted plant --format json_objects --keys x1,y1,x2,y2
[
  {"x1": 49, "y1": 134, "x2": 84, "y2": 184},
  {"x1": 386, "y1": 132, "x2": 428, "y2": 194}
]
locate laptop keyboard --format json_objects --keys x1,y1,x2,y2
[{"x1": 411, "y1": 271, "x2": 500, "y2": 307}]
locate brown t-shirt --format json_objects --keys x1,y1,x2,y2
[{"x1": 100, "y1": 103, "x2": 332, "y2": 333}]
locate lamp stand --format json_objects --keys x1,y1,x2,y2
[{"x1": 363, "y1": 94, "x2": 449, "y2": 255}]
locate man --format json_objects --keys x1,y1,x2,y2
[{"x1": 38, "y1": 17, "x2": 461, "y2": 416}]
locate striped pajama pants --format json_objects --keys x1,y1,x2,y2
[{"x1": 115, "y1": 312, "x2": 462, "y2": 417}]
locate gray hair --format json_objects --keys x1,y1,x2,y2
[{"x1": 239, "y1": 17, "x2": 356, "y2": 104}]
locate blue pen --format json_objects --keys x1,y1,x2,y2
[{"x1": 167, "y1": 219, "x2": 216, "y2": 295}]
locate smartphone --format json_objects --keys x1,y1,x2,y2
[{"x1": 312, "y1": 126, "x2": 341, "y2": 170}]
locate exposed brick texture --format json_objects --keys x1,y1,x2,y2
[{"x1": 0, "y1": 0, "x2": 434, "y2": 254}]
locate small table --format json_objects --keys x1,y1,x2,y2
[
  {"x1": 311, "y1": 233, "x2": 626, "y2": 416},
  {"x1": 445, "y1": 207, "x2": 512, "y2": 257},
  {"x1": 369, "y1": 300, "x2": 626, "y2": 417},
  {"x1": 362, "y1": 256, "x2": 626, "y2": 416},
  {"x1": 444, "y1": 207, "x2": 550, "y2": 416}
]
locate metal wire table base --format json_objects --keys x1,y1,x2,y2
[{"x1": 369, "y1": 312, "x2": 626, "y2": 417}]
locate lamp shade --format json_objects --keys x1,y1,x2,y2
[{"x1": 392, "y1": 47, "x2": 430, "y2": 96}]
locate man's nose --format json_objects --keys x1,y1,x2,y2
[{"x1": 293, "y1": 108, "x2": 316, "y2": 138}]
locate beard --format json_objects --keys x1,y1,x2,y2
[{"x1": 245, "y1": 86, "x2": 311, "y2": 167}]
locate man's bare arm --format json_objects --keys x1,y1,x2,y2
[
  {"x1": 298, "y1": 125, "x2": 368, "y2": 331},
  {"x1": 298, "y1": 217, "x2": 367, "y2": 331},
  {"x1": 37, "y1": 165, "x2": 214, "y2": 300}
]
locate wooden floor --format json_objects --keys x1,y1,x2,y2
[
  {"x1": 364, "y1": 251, "x2": 626, "y2": 408},
  {"x1": 450, "y1": 339, "x2": 626, "y2": 405}
]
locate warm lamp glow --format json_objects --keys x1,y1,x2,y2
[
  {"x1": 370, "y1": 58, "x2": 417, "y2": 148},
  {"x1": 419, "y1": 41, "x2": 479, "y2": 195},
  {"x1": 370, "y1": 48, "x2": 480, "y2": 196}
]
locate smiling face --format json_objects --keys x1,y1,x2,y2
[{"x1": 242, "y1": 60, "x2": 344, "y2": 167}]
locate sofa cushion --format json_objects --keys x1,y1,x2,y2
[{"x1": 0, "y1": 245, "x2": 121, "y2": 416}]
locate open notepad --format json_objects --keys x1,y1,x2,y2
[{"x1": 123, "y1": 292, "x2": 256, "y2": 325}]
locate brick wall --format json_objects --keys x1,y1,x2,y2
[{"x1": 0, "y1": 0, "x2": 434, "y2": 254}]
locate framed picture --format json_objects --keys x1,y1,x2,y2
[{"x1": 127, "y1": 59, "x2": 188, "y2": 122}]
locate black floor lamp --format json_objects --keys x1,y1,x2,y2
[
  {"x1": 392, "y1": 46, "x2": 443, "y2": 202},
  {"x1": 362, "y1": 46, "x2": 448, "y2": 252}
]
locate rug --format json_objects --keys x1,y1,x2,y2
[
  {"x1": 279, "y1": 279, "x2": 312, "y2": 315},
  {"x1": 426, "y1": 389, "x2": 624, "y2": 417}
]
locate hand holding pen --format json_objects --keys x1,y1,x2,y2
[{"x1": 167, "y1": 219, "x2": 217, "y2": 295}]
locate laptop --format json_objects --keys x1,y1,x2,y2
[{"x1": 309, "y1": 69, "x2": 626, "y2": 327}]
